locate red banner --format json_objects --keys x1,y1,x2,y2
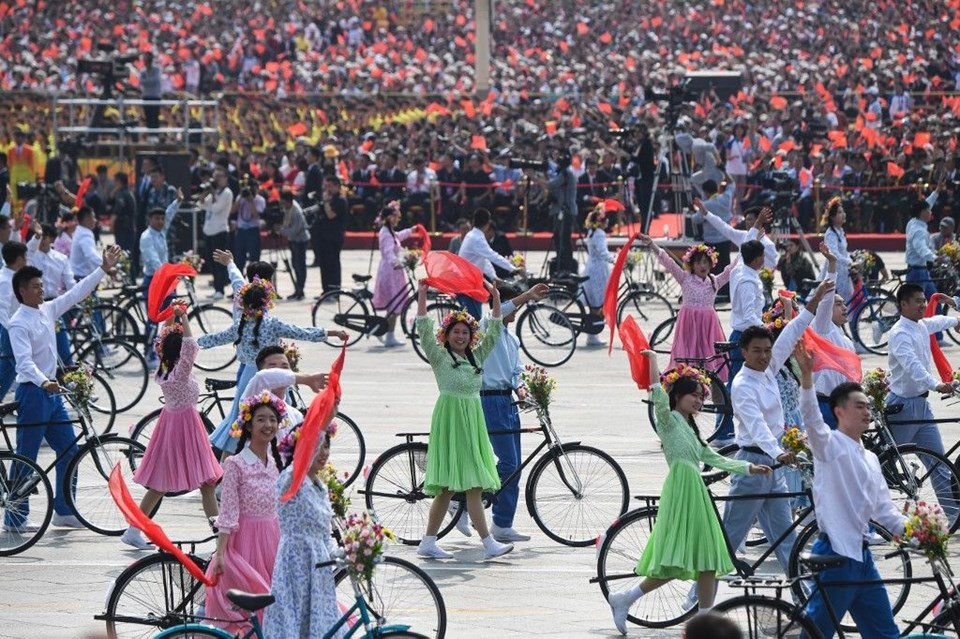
[
  {"x1": 618, "y1": 316, "x2": 651, "y2": 390},
  {"x1": 925, "y1": 295, "x2": 953, "y2": 383},
  {"x1": 604, "y1": 231, "x2": 640, "y2": 354},
  {"x1": 423, "y1": 251, "x2": 490, "y2": 303},
  {"x1": 147, "y1": 263, "x2": 197, "y2": 322}
]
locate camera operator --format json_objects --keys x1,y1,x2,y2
[
  {"x1": 313, "y1": 175, "x2": 348, "y2": 294},
  {"x1": 621, "y1": 124, "x2": 656, "y2": 223},
  {"x1": 676, "y1": 126, "x2": 723, "y2": 198},
  {"x1": 690, "y1": 172, "x2": 737, "y2": 302},
  {"x1": 199, "y1": 168, "x2": 233, "y2": 300},
  {"x1": 276, "y1": 189, "x2": 309, "y2": 300},
  {"x1": 543, "y1": 150, "x2": 578, "y2": 274},
  {"x1": 231, "y1": 179, "x2": 264, "y2": 272}
]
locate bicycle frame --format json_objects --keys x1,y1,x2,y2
[{"x1": 324, "y1": 574, "x2": 413, "y2": 639}]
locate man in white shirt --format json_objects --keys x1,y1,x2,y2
[
  {"x1": 4, "y1": 245, "x2": 121, "y2": 532},
  {"x1": 200, "y1": 168, "x2": 233, "y2": 300},
  {"x1": 721, "y1": 280, "x2": 833, "y2": 572},
  {"x1": 70, "y1": 207, "x2": 101, "y2": 279},
  {"x1": 796, "y1": 345, "x2": 905, "y2": 639},
  {"x1": 0, "y1": 241, "x2": 26, "y2": 402},
  {"x1": 26, "y1": 223, "x2": 74, "y2": 365},
  {"x1": 456, "y1": 208, "x2": 517, "y2": 319},
  {"x1": 885, "y1": 283, "x2": 960, "y2": 519}
]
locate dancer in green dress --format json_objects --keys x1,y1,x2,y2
[
  {"x1": 413, "y1": 279, "x2": 514, "y2": 561},
  {"x1": 608, "y1": 352, "x2": 771, "y2": 634}
]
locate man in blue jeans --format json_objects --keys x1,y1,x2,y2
[
  {"x1": 796, "y1": 344, "x2": 906, "y2": 639},
  {"x1": 4, "y1": 245, "x2": 122, "y2": 532}
]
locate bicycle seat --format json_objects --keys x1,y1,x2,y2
[
  {"x1": 799, "y1": 553, "x2": 846, "y2": 571},
  {"x1": 226, "y1": 590, "x2": 275, "y2": 613},
  {"x1": 121, "y1": 284, "x2": 142, "y2": 295},
  {"x1": 205, "y1": 378, "x2": 238, "y2": 392},
  {"x1": 352, "y1": 274, "x2": 373, "y2": 283},
  {"x1": 0, "y1": 401, "x2": 18, "y2": 418},
  {"x1": 883, "y1": 403, "x2": 904, "y2": 416},
  {"x1": 714, "y1": 341, "x2": 738, "y2": 354},
  {"x1": 892, "y1": 268, "x2": 910, "y2": 277}
]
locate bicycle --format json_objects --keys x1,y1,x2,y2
[
  {"x1": 363, "y1": 397, "x2": 629, "y2": 546},
  {"x1": 512, "y1": 298, "x2": 579, "y2": 367},
  {"x1": 0, "y1": 393, "x2": 148, "y2": 555},
  {"x1": 712, "y1": 547, "x2": 960, "y2": 638}
]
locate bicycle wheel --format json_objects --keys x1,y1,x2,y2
[
  {"x1": 411, "y1": 301, "x2": 461, "y2": 364},
  {"x1": 312, "y1": 290, "x2": 368, "y2": 347},
  {"x1": 151, "y1": 628, "x2": 228, "y2": 638},
  {"x1": 616, "y1": 289, "x2": 675, "y2": 328},
  {"x1": 66, "y1": 436, "x2": 147, "y2": 536},
  {"x1": 92, "y1": 303, "x2": 143, "y2": 343},
  {"x1": 850, "y1": 291, "x2": 899, "y2": 356},
  {"x1": 525, "y1": 444, "x2": 629, "y2": 546},
  {"x1": 649, "y1": 316, "x2": 676, "y2": 355},
  {"x1": 515, "y1": 303, "x2": 577, "y2": 367},
  {"x1": 878, "y1": 444, "x2": 960, "y2": 532},
  {"x1": 595, "y1": 507, "x2": 696, "y2": 628},
  {"x1": 189, "y1": 305, "x2": 237, "y2": 371},
  {"x1": 646, "y1": 370, "x2": 730, "y2": 442},
  {"x1": 0, "y1": 452, "x2": 53, "y2": 556},
  {"x1": 363, "y1": 443, "x2": 459, "y2": 544},
  {"x1": 76, "y1": 338, "x2": 148, "y2": 413},
  {"x1": 712, "y1": 595, "x2": 824, "y2": 638},
  {"x1": 698, "y1": 444, "x2": 769, "y2": 548},
  {"x1": 329, "y1": 411, "x2": 366, "y2": 489},
  {"x1": 788, "y1": 520, "x2": 911, "y2": 632},
  {"x1": 130, "y1": 409, "x2": 216, "y2": 447},
  {"x1": 334, "y1": 555, "x2": 447, "y2": 639},
  {"x1": 85, "y1": 369, "x2": 118, "y2": 434},
  {"x1": 103, "y1": 552, "x2": 209, "y2": 639}
]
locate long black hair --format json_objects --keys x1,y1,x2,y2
[
  {"x1": 158, "y1": 331, "x2": 183, "y2": 380},
  {"x1": 234, "y1": 404, "x2": 284, "y2": 470},
  {"x1": 667, "y1": 376, "x2": 707, "y2": 447},
  {"x1": 235, "y1": 285, "x2": 270, "y2": 348},
  {"x1": 443, "y1": 341, "x2": 482, "y2": 374}
]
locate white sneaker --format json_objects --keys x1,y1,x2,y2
[
  {"x1": 121, "y1": 527, "x2": 153, "y2": 550},
  {"x1": 490, "y1": 523, "x2": 531, "y2": 542},
  {"x1": 482, "y1": 536, "x2": 514, "y2": 559},
  {"x1": 584, "y1": 334, "x2": 605, "y2": 348},
  {"x1": 51, "y1": 513, "x2": 84, "y2": 528},
  {"x1": 417, "y1": 539, "x2": 454, "y2": 559},
  {"x1": 447, "y1": 503, "x2": 472, "y2": 537},
  {"x1": 209, "y1": 292, "x2": 225, "y2": 301},
  {"x1": 608, "y1": 591, "x2": 632, "y2": 635},
  {"x1": 383, "y1": 333, "x2": 404, "y2": 348},
  {"x1": 2, "y1": 520, "x2": 40, "y2": 533}
]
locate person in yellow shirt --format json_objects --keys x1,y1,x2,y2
[{"x1": 7, "y1": 129, "x2": 36, "y2": 210}]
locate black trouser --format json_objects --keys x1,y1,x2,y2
[
  {"x1": 204, "y1": 231, "x2": 229, "y2": 293},
  {"x1": 709, "y1": 240, "x2": 732, "y2": 301},
  {"x1": 553, "y1": 212, "x2": 575, "y2": 273},
  {"x1": 144, "y1": 97, "x2": 160, "y2": 129},
  {"x1": 317, "y1": 240, "x2": 342, "y2": 293},
  {"x1": 288, "y1": 240, "x2": 308, "y2": 295}
]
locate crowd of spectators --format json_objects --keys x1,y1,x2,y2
[{"x1": 2, "y1": 0, "x2": 960, "y2": 233}]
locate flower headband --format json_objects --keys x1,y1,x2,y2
[
  {"x1": 585, "y1": 206, "x2": 606, "y2": 230},
  {"x1": 660, "y1": 364, "x2": 711, "y2": 394},
  {"x1": 153, "y1": 321, "x2": 184, "y2": 370},
  {"x1": 826, "y1": 195, "x2": 842, "y2": 214},
  {"x1": 374, "y1": 200, "x2": 402, "y2": 226},
  {"x1": 234, "y1": 277, "x2": 277, "y2": 320},
  {"x1": 681, "y1": 243, "x2": 719, "y2": 270},
  {"x1": 277, "y1": 419, "x2": 338, "y2": 466},
  {"x1": 229, "y1": 391, "x2": 289, "y2": 438},
  {"x1": 435, "y1": 309, "x2": 482, "y2": 348}
]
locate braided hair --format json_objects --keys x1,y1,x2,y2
[
  {"x1": 158, "y1": 331, "x2": 183, "y2": 381},
  {"x1": 235, "y1": 285, "x2": 270, "y2": 348},
  {"x1": 443, "y1": 341, "x2": 482, "y2": 374},
  {"x1": 667, "y1": 376, "x2": 708, "y2": 447},
  {"x1": 234, "y1": 405, "x2": 284, "y2": 470}
]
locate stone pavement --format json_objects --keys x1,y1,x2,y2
[{"x1": 0, "y1": 248, "x2": 957, "y2": 638}]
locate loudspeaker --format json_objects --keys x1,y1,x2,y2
[{"x1": 684, "y1": 71, "x2": 744, "y2": 102}]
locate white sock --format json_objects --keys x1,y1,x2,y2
[
  {"x1": 125, "y1": 526, "x2": 141, "y2": 536},
  {"x1": 421, "y1": 535, "x2": 437, "y2": 545},
  {"x1": 482, "y1": 534, "x2": 501, "y2": 548},
  {"x1": 625, "y1": 584, "x2": 644, "y2": 603},
  {"x1": 698, "y1": 605, "x2": 712, "y2": 613}
]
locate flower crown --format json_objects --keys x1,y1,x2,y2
[
  {"x1": 762, "y1": 299, "x2": 792, "y2": 332},
  {"x1": 277, "y1": 419, "x2": 338, "y2": 466},
  {"x1": 153, "y1": 322, "x2": 184, "y2": 371},
  {"x1": 435, "y1": 309, "x2": 481, "y2": 348},
  {"x1": 826, "y1": 195, "x2": 842, "y2": 214},
  {"x1": 229, "y1": 391, "x2": 289, "y2": 438},
  {"x1": 374, "y1": 200, "x2": 402, "y2": 226},
  {"x1": 681, "y1": 243, "x2": 719, "y2": 270},
  {"x1": 585, "y1": 206, "x2": 606, "y2": 230},
  {"x1": 660, "y1": 364, "x2": 711, "y2": 394},
  {"x1": 234, "y1": 277, "x2": 277, "y2": 320}
]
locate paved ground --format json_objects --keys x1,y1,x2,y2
[{"x1": 0, "y1": 245, "x2": 957, "y2": 638}]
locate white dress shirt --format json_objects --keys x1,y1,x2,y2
[
  {"x1": 732, "y1": 308, "x2": 814, "y2": 459},
  {"x1": 457, "y1": 227, "x2": 514, "y2": 279},
  {"x1": 813, "y1": 271, "x2": 858, "y2": 395},
  {"x1": 800, "y1": 388, "x2": 905, "y2": 561},
  {"x1": 0, "y1": 267, "x2": 18, "y2": 329},
  {"x1": 27, "y1": 236, "x2": 74, "y2": 299},
  {"x1": 729, "y1": 265, "x2": 764, "y2": 332},
  {"x1": 201, "y1": 187, "x2": 234, "y2": 236},
  {"x1": 888, "y1": 314, "x2": 959, "y2": 397},
  {"x1": 70, "y1": 225, "x2": 101, "y2": 278},
  {"x1": 241, "y1": 369, "x2": 305, "y2": 435},
  {"x1": 698, "y1": 213, "x2": 777, "y2": 268},
  {"x1": 10, "y1": 268, "x2": 105, "y2": 387}
]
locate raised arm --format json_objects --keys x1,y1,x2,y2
[
  {"x1": 813, "y1": 244, "x2": 838, "y2": 334},
  {"x1": 796, "y1": 342, "x2": 836, "y2": 462},
  {"x1": 640, "y1": 233, "x2": 686, "y2": 283},
  {"x1": 771, "y1": 279, "x2": 833, "y2": 372}
]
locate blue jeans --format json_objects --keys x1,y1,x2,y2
[
  {"x1": 56, "y1": 319, "x2": 74, "y2": 366},
  {"x1": 233, "y1": 227, "x2": 262, "y2": 273},
  {"x1": 5, "y1": 383, "x2": 78, "y2": 526},
  {"x1": 818, "y1": 396, "x2": 839, "y2": 431},
  {"x1": 885, "y1": 392, "x2": 958, "y2": 520},
  {"x1": 906, "y1": 267, "x2": 942, "y2": 340},
  {"x1": 0, "y1": 326, "x2": 16, "y2": 402},
  {"x1": 721, "y1": 450, "x2": 796, "y2": 572},
  {"x1": 481, "y1": 393, "x2": 521, "y2": 528},
  {"x1": 715, "y1": 329, "x2": 743, "y2": 440},
  {"x1": 456, "y1": 294, "x2": 483, "y2": 323},
  {"x1": 803, "y1": 535, "x2": 899, "y2": 639}
]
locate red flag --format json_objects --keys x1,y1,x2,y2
[
  {"x1": 801, "y1": 329, "x2": 863, "y2": 383},
  {"x1": 604, "y1": 231, "x2": 640, "y2": 354},
  {"x1": 887, "y1": 162, "x2": 905, "y2": 178},
  {"x1": 147, "y1": 263, "x2": 196, "y2": 322},
  {"x1": 925, "y1": 296, "x2": 953, "y2": 383},
  {"x1": 414, "y1": 224, "x2": 431, "y2": 256},
  {"x1": 108, "y1": 464, "x2": 215, "y2": 586},
  {"x1": 423, "y1": 251, "x2": 490, "y2": 303},
  {"x1": 281, "y1": 341, "x2": 346, "y2": 502},
  {"x1": 75, "y1": 176, "x2": 93, "y2": 208},
  {"x1": 618, "y1": 316, "x2": 651, "y2": 390}
]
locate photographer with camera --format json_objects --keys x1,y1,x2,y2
[
  {"x1": 676, "y1": 126, "x2": 723, "y2": 198},
  {"x1": 313, "y1": 175, "x2": 348, "y2": 294},
  {"x1": 544, "y1": 150, "x2": 578, "y2": 274},
  {"x1": 231, "y1": 178, "x2": 264, "y2": 272},
  {"x1": 200, "y1": 168, "x2": 233, "y2": 300},
  {"x1": 276, "y1": 189, "x2": 309, "y2": 300}
]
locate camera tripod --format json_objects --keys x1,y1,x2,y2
[{"x1": 642, "y1": 128, "x2": 694, "y2": 237}]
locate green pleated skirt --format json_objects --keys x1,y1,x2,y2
[{"x1": 424, "y1": 394, "x2": 501, "y2": 497}]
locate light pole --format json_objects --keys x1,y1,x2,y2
[{"x1": 475, "y1": 0, "x2": 491, "y2": 93}]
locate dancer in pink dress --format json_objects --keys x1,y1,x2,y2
[
  {"x1": 372, "y1": 201, "x2": 415, "y2": 347},
  {"x1": 638, "y1": 235, "x2": 735, "y2": 381},
  {"x1": 122, "y1": 305, "x2": 223, "y2": 549},
  {"x1": 204, "y1": 393, "x2": 286, "y2": 634}
]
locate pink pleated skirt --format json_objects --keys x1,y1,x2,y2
[
  {"x1": 134, "y1": 406, "x2": 223, "y2": 493},
  {"x1": 668, "y1": 306, "x2": 728, "y2": 382}
]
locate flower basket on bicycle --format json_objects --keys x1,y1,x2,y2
[
  {"x1": 520, "y1": 365, "x2": 557, "y2": 418},
  {"x1": 340, "y1": 511, "x2": 396, "y2": 585},
  {"x1": 58, "y1": 365, "x2": 94, "y2": 419}
]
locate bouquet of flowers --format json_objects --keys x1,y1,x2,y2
[
  {"x1": 851, "y1": 249, "x2": 877, "y2": 272},
  {"x1": 179, "y1": 251, "x2": 204, "y2": 274},
  {"x1": 897, "y1": 501, "x2": 950, "y2": 562},
  {"x1": 280, "y1": 340, "x2": 301, "y2": 372},
  {"x1": 60, "y1": 366, "x2": 94, "y2": 416},
  {"x1": 114, "y1": 249, "x2": 133, "y2": 284},
  {"x1": 340, "y1": 511, "x2": 395, "y2": 583},
  {"x1": 520, "y1": 364, "x2": 557, "y2": 413},
  {"x1": 625, "y1": 248, "x2": 643, "y2": 272},
  {"x1": 938, "y1": 241, "x2": 960, "y2": 265},
  {"x1": 782, "y1": 426, "x2": 811, "y2": 460},
  {"x1": 321, "y1": 463, "x2": 351, "y2": 519},
  {"x1": 399, "y1": 248, "x2": 422, "y2": 272},
  {"x1": 862, "y1": 368, "x2": 891, "y2": 414},
  {"x1": 758, "y1": 267, "x2": 775, "y2": 296},
  {"x1": 510, "y1": 252, "x2": 526, "y2": 270}
]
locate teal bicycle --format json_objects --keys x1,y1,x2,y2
[{"x1": 150, "y1": 554, "x2": 427, "y2": 639}]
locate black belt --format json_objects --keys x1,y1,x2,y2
[
  {"x1": 741, "y1": 446, "x2": 771, "y2": 457},
  {"x1": 817, "y1": 533, "x2": 869, "y2": 550},
  {"x1": 480, "y1": 389, "x2": 512, "y2": 397}
]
